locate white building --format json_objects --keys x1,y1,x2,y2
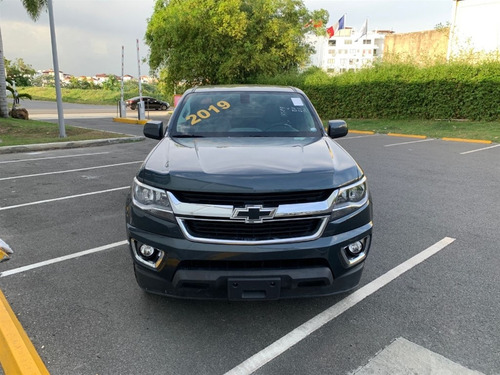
[
  {"x1": 306, "y1": 28, "x2": 393, "y2": 73},
  {"x1": 448, "y1": 0, "x2": 500, "y2": 59}
]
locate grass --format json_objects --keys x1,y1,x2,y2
[
  {"x1": 1, "y1": 113, "x2": 498, "y2": 149},
  {"x1": 20, "y1": 86, "x2": 163, "y2": 106},
  {"x1": 0, "y1": 117, "x2": 130, "y2": 147},
  {"x1": 345, "y1": 119, "x2": 500, "y2": 142}
]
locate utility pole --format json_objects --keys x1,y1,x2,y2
[
  {"x1": 136, "y1": 39, "x2": 145, "y2": 120},
  {"x1": 447, "y1": 0, "x2": 461, "y2": 61},
  {"x1": 120, "y1": 46, "x2": 126, "y2": 117},
  {"x1": 47, "y1": 0, "x2": 66, "y2": 137}
]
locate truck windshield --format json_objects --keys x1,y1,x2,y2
[{"x1": 170, "y1": 91, "x2": 323, "y2": 138}]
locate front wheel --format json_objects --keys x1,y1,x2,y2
[
  {"x1": 130, "y1": 104, "x2": 137, "y2": 110},
  {"x1": 160, "y1": 104, "x2": 167, "y2": 111}
]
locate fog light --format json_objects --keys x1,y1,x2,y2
[
  {"x1": 131, "y1": 240, "x2": 165, "y2": 269},
  {"x1": 347, "y1": 241, "x2": 363, "y2": 255},
  {"x1": 340, "y1": 236, "x2": 370, "y2": 267},
  {"x1": 140, "y1": 244, "x2": 155, "y2": 258}
]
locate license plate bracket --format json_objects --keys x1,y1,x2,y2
[{"x1": 228, "y1": 278, "x2": 281, "y2": 300}]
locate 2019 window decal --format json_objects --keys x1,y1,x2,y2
[{"x1": 186, "y1": 101, "x2": 231, "y2": 126}]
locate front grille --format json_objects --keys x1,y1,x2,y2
[
  {"x1": 172, "y1": 190, "x2": 333, "y2": 207},
  {"x1": 183, "y1": 218, "x2": 323, "y2": 241},
  {"x1": 177, "y1": 258, "x2": 330, "y2": 271}
]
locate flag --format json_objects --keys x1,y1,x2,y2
[
  {"x1": 334, "y1": 15, "x2": 345, "y2": 33},
  {"x1": 327, "y1": 15, "x2": 345, "y2": 38},
  {"x1": 326, "y1": 26, "x2": 334, "y2": 38},
  {"x1": 355, "y1": 19, "x2": 368, "y2": 42}
]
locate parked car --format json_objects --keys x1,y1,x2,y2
[
  {"x1": 126, "y1": 96, "x2": 169, "y2": 111},
  {"x1": 126, "y1": 85, "x2": 373, "y2": 300}
]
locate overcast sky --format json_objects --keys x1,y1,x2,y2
[{"x1": 1, "y1": 0, "x2": 453, "y2": 78}]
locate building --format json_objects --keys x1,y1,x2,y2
[
  {"x1": 306, "y1": 28, "x2": 393, "y2": 73},
  {"x1": 448, "y1": 0, "x2": 500, "y2": 60},
  {"x1": 383, "y1": 29, "x2": 449, "y2": 65}
]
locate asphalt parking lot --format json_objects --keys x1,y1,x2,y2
[{"x1": 0, "y1": 117, "x2": 499, "y2": 375}]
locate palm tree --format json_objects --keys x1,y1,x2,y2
[{"x1": 0, "y1": 0, "x2": 48, "y2": 118}]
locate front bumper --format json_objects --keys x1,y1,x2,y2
[{"x1": 126, "y1": 200, "x2": 373, "y2": 300}]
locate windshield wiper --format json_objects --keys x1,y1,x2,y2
[{"x1": 172, "y1": 134, "x2": 205, "y2": 138}]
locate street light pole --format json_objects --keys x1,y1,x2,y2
[{"x1": 47, "y1": 0, "x2": 66, "y2": 138}]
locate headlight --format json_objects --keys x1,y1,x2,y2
[
  {"x1": 132, "y1": 178, "x2": 173, "y2": 218},
  {"x1": 330, "y1": 177, "x2": 368, "y2": 220}
]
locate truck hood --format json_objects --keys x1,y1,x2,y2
[{"x1": 138, "y1": 137, "x2": 362, "y2": 193}]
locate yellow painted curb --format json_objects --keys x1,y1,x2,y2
[
  {"x1": 112, "y1": 117, "x2": 148, "y2": 125},
  {"x1": 442, "y1": 137, "x2": 492, "y2": 144},
  {"x1": 0, "y1": 290, "x2": 50, "y2": 374},
  {"x1": 349, "y1": 130, "x2": 375, "y2": 135},
  {"x1": 387, "y1": 133, "x2": 427, "y2": 139}
]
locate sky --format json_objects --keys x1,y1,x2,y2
[{"x1": 0, "y1": 0, "x2": 453, "y2": 78}]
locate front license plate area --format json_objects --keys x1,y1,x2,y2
[{"x1": 228, "y1": 278, "x2": 281, "y2": 300}]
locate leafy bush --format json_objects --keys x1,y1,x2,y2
[{"x1": 256, "y1": 61, "x2": 500, "y2": 121}]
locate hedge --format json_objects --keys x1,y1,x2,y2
[{"x1": 256, "y1": 62, "x2": 500, "y2": 121}]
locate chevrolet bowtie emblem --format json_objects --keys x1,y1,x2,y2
[{"x1": 231, "y1": 205, "x2": 277, "y2": 223}]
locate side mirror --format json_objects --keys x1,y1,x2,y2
[
  {"x1": 143, "y1": 120, "x2": 164, "y2": 140},
  {"x1": 327, "y1": 120, "x2": 348, "y2": 138}
]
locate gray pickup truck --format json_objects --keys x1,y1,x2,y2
[{"x1": 126, "y1": 85, "x2": 373, "y2": 300}]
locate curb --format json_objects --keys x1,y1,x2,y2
[
  {"x1": 112, "y1": 117, "x2": 148, "y2": 125},
  {"x1": 349, "y1": 130, "x2": 375, "y2": 135},
  {"x1": 0, "y1": 136, "x2": 145, "y2": 154},
  {"x1": 442, "y1": 137, "x2": 492, "y2": 144},
  {"x1": 349, "y1": 130, "x2": 493, "y2": 144},
  {"x1": 0, "y1": 289, "x2": 50, "y2": 374}
]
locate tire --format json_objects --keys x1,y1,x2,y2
[
  {"x1": 130, "y1": 104, "x2": 137, "y2": 110},
  {"x1": 160, "y1": 104, "x2": 167, "y2": 111}
]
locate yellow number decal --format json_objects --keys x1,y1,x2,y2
[
  {"x1": 186, "y1": 114, "x2": 201, "y2": 126},
  {"x1": 217, "y1": 101, "x2": 230, "y2": 110},
  {"x1": 197, "y1": 109, "x2": 210, "y2": 119},
  {"x1": 208, "y1": 105, "x2": 220, "y2": 113},
  {"x1": 186, "y1": 100, "x2": 231, "y2": 126}
]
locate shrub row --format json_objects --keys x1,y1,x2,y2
[{"x1": 256, "y1": 62, "x2": 500, "y2": 121}]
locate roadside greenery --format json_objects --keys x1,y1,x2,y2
[
  {"x1": 256, "y1": 61, "x2": 500, "y2": 121},
  {"x1": 345, "y1": 119, "x2": 499, "y2": 142},
  {"x1": 0, "y1": 117, "x2": 130, "y2": 147},
  {"x1": 18, "y1": 83, "x2": 162, "y2": 105},
  {"x1": 146, "y1": 0, "x2": 328, "y2": 93}
]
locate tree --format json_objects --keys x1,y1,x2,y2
[
  {"x1": 0, "y1": 0, "x2": 48, "y2": 118},
  {"x1": 4, "y1": 57, "x2": 37, "y2": 86},
  {"x1": 145, "y1": 0, "x2": 328, "y2": 92},
  {"x1": 102, "y1": 74, "x2": 119, "y2": 90}
]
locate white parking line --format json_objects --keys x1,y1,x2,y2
[
  {"x1": 460, "y1": 144, "x2": 500, "y2": 155},
  {"x1": 384, "y1": 139, "x2": 434, "y2": 147},
  {"x1": 224, "y1": 237, "x2": 456, "y2": 375},
  {"x1": 340, "y1": 134, "x2": 380, "y2": 140},
  {"x1": 0, "y1": 152, "x2": 110, "y2": 164},
  {"x1": 0, "y1": 161, "x2": 142, "y2": 181},
  {"x1": 0, "y1": 241, "x2": 128, "y2": 278},
  {"x1": 0, "y1": 187, "x2": 129, "y2": 211}
]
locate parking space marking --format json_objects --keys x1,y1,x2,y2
[
  {"x1": 0, "y1": 152, "x2": 110, "y2": 164},
  {"x1": 225, "y1": 237, "x2": 456, "y2": 375},
  {"x1": 353, "y1": 337, "x2": 483, "y2": 374},
  {"x1": 0, "y1": 241, "x2": 128, "y2": 278},
  {"x1": 460, "y1": 144, "x2": 500, "y2": 155},
  {"x1": 0, "y1": 187, "x2": 129, "y2": 211},
  {"x1": 384, "y1": 139, "x2": 435, "y2": 147},
  {"x1": 0, "y1": 161, "x2": 142, "y2": 181},
  {"x1": 340, "y1": 134, "x2": 380, "y2": 140}
]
